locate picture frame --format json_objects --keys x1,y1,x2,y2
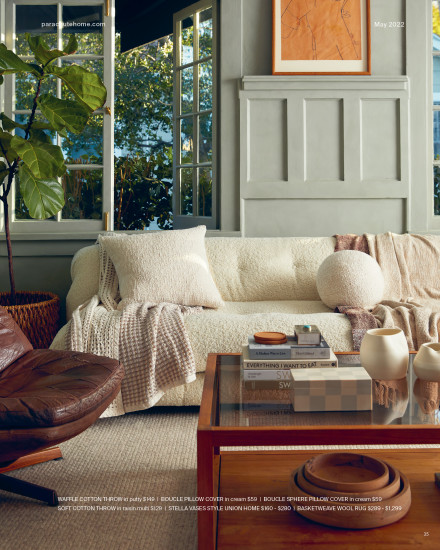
[{"x1": 272, "y1": 0, "x2": 371, "y2": 75}]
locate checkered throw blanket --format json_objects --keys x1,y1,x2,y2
[{"x1": 67, "y1": 238, "x2": 198, "y2": 417}]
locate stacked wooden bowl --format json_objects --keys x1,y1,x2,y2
[{"x1": 288, "y1": 452, "x2": 411, "y2": 529}]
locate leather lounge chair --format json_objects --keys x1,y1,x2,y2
[{"x1": 0, "y1": 306, "x2": 124, "y2": 506}]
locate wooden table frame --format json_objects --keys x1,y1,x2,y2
[{"x1": 197, "y1": 353, "x2": 440, "y2": 549}]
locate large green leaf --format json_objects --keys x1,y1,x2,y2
[
  {"x1": 18, "y1": 164, "x2": 65, "y2": 219},
  {"x1": 0, "y1": 44, "x2": 40, "y2": 76},
  {"x1": 26, "y1": 34, "x2": 77, "y2": 67},
  {"x1": 49, "y1": 65, "x2": 107, "y2": 112},
  {"x1": 0, "y1": 160, "x2": 8, "y2": 183},
  {"x1": 0, "y1": 131, "x2": 18, "y2": 163},
  {"x1": 63, "y1": 35, "x2": 78, "y2": 55},
  {"x1": 37, "y1": 94, "x2": 89, "y2": 134},
  {"x1": 29, "y1": 129, "x2": 53, "y2": 145},
  {"x1": 0, "y1": 113, "x2": 26, "y2": 132},
  {"x1": 10, "y1": 135, "x2": 66, "y2": 179}
]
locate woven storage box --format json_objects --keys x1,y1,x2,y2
[
  {"x1": 0, "y1": 291, "x2": 60, "y2": 349},
  {"x1": 291, "y1": 367, "x2": 372, "y2": 412}
]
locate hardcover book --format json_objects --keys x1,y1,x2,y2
[
  {"x1": 247, "y1": 335, "x2": 331, "y2": 360},
  {"x1": 241, "y1": 346, "x2": 338, "y2": 370}
]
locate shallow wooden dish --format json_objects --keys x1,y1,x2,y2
[
  {"x1": 288, "y1": 468, "x2": 411, "y2": 529},
  {"x1": 297, "y1": 461, "x2": 400, "y2": 501},
  {"x1": 254, "y1": 332, "x2": 287, "y2": 344},
  {"x1": 304, "y1": 452, "x2": 389, "y2": 492}
]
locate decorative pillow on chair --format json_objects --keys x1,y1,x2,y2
[{"x1": 99, "y1": 226, "x2": 224, "y2": 308}]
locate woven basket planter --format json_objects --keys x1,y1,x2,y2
[{"x1": 0, "y1": 291, "x2": 60, "y2": 349}]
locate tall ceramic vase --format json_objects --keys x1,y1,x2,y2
[
  {"x1": 413, "y1": 343, "x2": 440, "y2": 381},
  {"x1": 359, "y1": 328, "x2": 409, "y2": 380}
]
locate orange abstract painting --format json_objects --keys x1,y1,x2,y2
[{"x1": 281, "y1": 0, "x2": 362, "y2": 61}]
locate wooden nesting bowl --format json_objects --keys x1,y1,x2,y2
[
  {"x1": 288, "y1": 468, "x2": 411, "y2": 529},
  {"x1": 304, "y1": 452, "x2": 390, "y2": 493},
  {"x1": 297, "y1": 460, "x2": 401, "y2": 501}
]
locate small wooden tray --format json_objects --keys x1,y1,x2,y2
[
  {"x1": 288, "y1": 467, "x2": 411, "y2": 529},
  {"x1": 297, "y1": 461, "x2": 401, "y2": 501},
  {"x1": 254, "y1": 332, "x2": 287, "y2": 345},
  {"x1": 303, "y1": 452, "x2": 389, "y2": 492}
]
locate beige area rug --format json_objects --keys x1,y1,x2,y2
[
  {"x1": 1, "y1": 406, "x2": 439, "y2": 550},
  {"x1": 0, "y1": 408, "x2": 200, "y2": 550}
]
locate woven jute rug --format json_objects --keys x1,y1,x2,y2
[{"x1": 1, "y1": 407, "x2": 438, "y2": 550}]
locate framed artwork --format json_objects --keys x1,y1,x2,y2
[{"x1": 272, "y1": 0, "x2": 371, "y2": 75}]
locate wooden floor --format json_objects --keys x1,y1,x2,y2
[{"x1": 217, "y1": 449, "x2": 440, "y2": 549}]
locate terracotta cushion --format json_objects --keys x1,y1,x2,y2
[
  {"x1": 0, "y1": 306, "x2": 33, "y2": 373},
  {"x1": 0, "y1": 349, "x2": 124, "y2": 429}
]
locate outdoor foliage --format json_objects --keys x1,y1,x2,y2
[{"x1": 113, "y1": 35, "x2": 174, "y2": 229}]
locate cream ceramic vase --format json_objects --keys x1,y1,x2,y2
[
  {"x1": 413, "y1": 343, "x2": 440, "y2": 382},
  {"x1": 359, "y1": 328, "x2": 409, "y2": 380}
]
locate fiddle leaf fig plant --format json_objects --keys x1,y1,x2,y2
[{"x1": 0, "y1": 34, "x2": 107, "y2": 303}]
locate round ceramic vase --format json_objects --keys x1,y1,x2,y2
[
  {"x1": 413, "y1": 343, "x2": 440, "y2": 382},
  {"x1": 359, "y1": 328, "x2": 409, "y2": 380}
]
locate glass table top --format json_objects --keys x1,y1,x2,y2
[{"x1": 216, "y1": 354, "x2": 440, "y2": 428}]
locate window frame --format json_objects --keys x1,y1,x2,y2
[
  {"x1": 433, "y1": 1, "x2": 440, "y2": 224},
  {"x1": 1, "y1": 0, "x2": 114, "y2": 234},
  {"x1": 172, "y1": 0, "x2": 218, "y2": 230}
]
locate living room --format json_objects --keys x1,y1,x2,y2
[{"x1": 1, "y1": 0, "x2": 439, "y2": 549}]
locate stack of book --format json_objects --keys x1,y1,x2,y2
[{"x1": 241, "y1": 327, "x2": 338, "y2": 393}]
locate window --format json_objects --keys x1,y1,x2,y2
[
  {"x1": 434, "y1": 1, "x2": 440, "y2": 216},
  {"x1": 173, "y1": 0, "x2": 217, "y2": 229},
  {"x1": 2, "y1": 0, "x2": 113, "y2": 233},
  {"x1": 1, "y1": 0, "x2": 217, "y2": 234}
]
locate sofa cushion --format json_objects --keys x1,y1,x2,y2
[
  {"x1": 99, "y1": 226, "x2": 224, "y2": 308},
  {"x1": 182, "y1": 301, "x2": 353, "y2": 372},
  {"x1": 204, "y1": 237, "x2": 335, "y2": 302}
]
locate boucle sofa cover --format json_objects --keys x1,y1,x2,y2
[{"x1": 51, "y1": 236, "x2": 354, "y2": 407}]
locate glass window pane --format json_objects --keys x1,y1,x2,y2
[
  {"x1": 199, "y1": 113, "x2": 212, "y2": 163},
  {"x1": 435, "y1": 165, "x2": 440, "y2": 216},
  {"x1": 181, "y1": 17, "x2": 194, "y2": 64},
  {"x1": 198, "y1": 168, "x2": 212, "y2": 217},
  {"x1": 62, "y1": 114, "x2": 103, "y2": 164},
  {"x1": 198, "y1": 8, "x2": 213, "y2": 59},
  {"x1": 62, "y1": 5, "x2": 103, "y2": 55},
  {"x1": 434, "y1": 2, "x2": 440, "y2": 37},
  {"x1": 180, "y1": 168, "x2": 193, "y2": 215},
  {"x1": 15, "y1": 73, "x2": 56, "y2": 110},
  {"x1": 199, "y1": 60, "x2": 212, "y2": 111},
  {"x1": 62, "y1": 168, "x2": 102, "y2": 219},
  {"x1": 181, "y1": 66, "x2": 193, "y2": 114},
  {"x1": 434, "y1": 112, "x2": 440, "y2": 160},
  {"x1": 434, "y1": 55, "x2": 440, "y2": 105},
  {"x1": 15, "y1": 5, "x2": 57, "y2": 55},
  {"x1": 180, "y1": 117, "x2": 194, "y2": 164},
  {"x1": 114, "y1": 155, "x2": 173, "y2": 231}
]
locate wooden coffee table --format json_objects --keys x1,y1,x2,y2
[{"x1": 197, "y1": 353, "x2": 440, "y2": 549}]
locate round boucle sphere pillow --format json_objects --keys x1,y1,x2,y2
[{"x1": 316, "y1": 250, "x2": 384, "y2": 309}]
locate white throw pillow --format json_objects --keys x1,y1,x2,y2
[
  {"x1": 316, "y1": 250, "x2": 384, "y2": 309},
  {"x1": 99, "y1": 226, "x2": 224, "y2": 308}
]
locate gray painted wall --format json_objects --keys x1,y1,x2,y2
[{"x1": 0, "y1": 0, "x2": 433, "y2": 318}]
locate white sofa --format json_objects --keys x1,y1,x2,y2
[{"x1": 51, "y1": 236, "x2": 354, "y2": 406}]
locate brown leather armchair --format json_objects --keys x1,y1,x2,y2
[{"x1": 0, "y1": 306, "x2": 124, "y2": 506}]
